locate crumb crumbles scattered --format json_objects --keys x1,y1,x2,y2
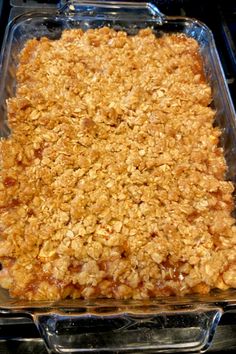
[{"x1": 0, "y1": 27, "x2": 236, "y2": 300}]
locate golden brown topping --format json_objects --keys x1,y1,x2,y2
[{"x1": 0, "y1": 28, "x2": 235, "y2": 300}]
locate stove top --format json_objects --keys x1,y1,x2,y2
[{"x1": 0, "y1": 1, "x2": 236, "y2": 353}]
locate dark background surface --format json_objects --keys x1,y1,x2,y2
[{"x1": 0, "y1": 0, "x2": 236, "y2": 353}]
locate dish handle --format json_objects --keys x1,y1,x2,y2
[
  {"x1": 59, "y1": 0, "x2": 165, "y2": 24},
  {"x1": 34, "y1": 305, "x2": 222, "y2": 353}
]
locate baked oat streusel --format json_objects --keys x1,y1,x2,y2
[{"x1": 0, "y1": 28, "x2": 236, "y2": 300}]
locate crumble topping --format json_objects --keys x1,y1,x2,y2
[{"x1": 0, "y1": 27, "x2": 236, "y2": 300}]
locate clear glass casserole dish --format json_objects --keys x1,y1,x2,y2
[{"x1": 0, "y1": 1, "x2": 236, "y2": 352}]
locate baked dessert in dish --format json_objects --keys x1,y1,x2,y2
[{"x1": 0, "y1": 27, "x2": 236, "y2": 300}]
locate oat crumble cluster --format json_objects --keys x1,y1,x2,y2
[{"x1": 0, "y1": 28, "x2": 236, "y2": 300}]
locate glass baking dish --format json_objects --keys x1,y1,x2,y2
[{"x1": 1, "y1": 1, "x2": 236, "y2": 352}]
